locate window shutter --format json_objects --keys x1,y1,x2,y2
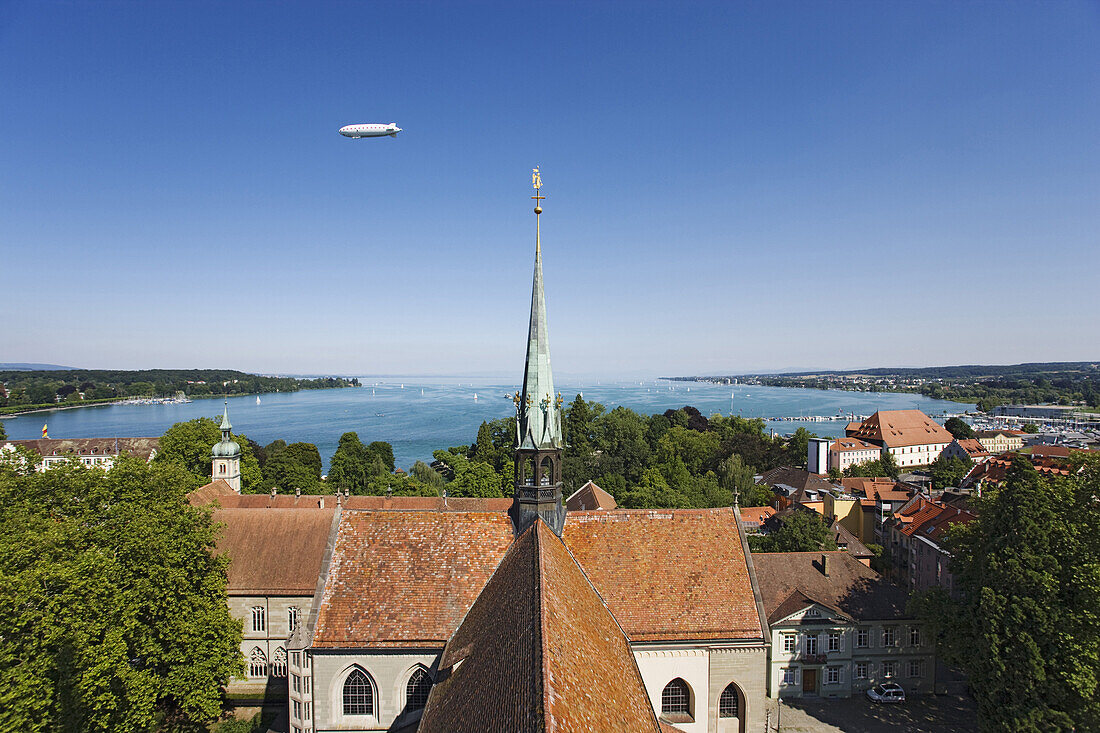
[
  {"x1": 839, "y1": 667, "x2": 845, "y2": 684},
  {"x1": 795, "y1": 667, "x2": 802, "y2": 684},
  {"x1": 840, "y1": 631, "x2": 845, "y2": 652}
]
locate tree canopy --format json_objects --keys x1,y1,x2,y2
[
  {"x1": 944, "y1": 417, "x2": 975, "y2": 440},
  {"x1": 913, "y1": 456, "x2": 1100, "y2": 731},
  {"x1": 0, "y1": 456, "x2": 242, "y2": 732},
  {"x1": 751, "y1": 510, "x2": 838, "y2": 553}
]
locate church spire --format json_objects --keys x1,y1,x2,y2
[{"x1": 511, "y1": 167, "x2": 566, "y2": 537}]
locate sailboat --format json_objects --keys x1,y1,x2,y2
[
  {"x1": 256, "y1": 396, "x2": 261, "y2": 405},
  {"x1": 473, "y1": 393, "x2": 478, "y2": 401}
]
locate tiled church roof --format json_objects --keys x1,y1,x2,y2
[
  {"x1": 214, "y1": 507, "x2": 337, "y2": 595},
  {"x1": 418, "y1": 520, "x2": 662, "y2": 733},
  {"x1": 563, "y1": 508, "x2": 764, "y2": 642},
  {"x1": 310, "y1": 511, "x2": 514, "y2": 648}
]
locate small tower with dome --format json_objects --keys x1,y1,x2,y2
[{"x1": 212, "y1": 400, "x2": 242, "y2": 493}]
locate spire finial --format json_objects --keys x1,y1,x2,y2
[{"x1": 531, "y1": 166, "x2": 545, "y2": 254}]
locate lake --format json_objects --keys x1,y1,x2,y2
[{"x1": 1, "y1": 377, "x2": 973, "y2": 471}]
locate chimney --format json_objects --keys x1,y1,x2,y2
[
  {"x1": 318, "y1": 497, "x2": 325, "y2": 508},
  {"x1": 822, "y1": 554, "x2": 830, "y2": 577},
  {"x1": 295, "y1": 486, "x2": 301, "y2": 498},
  {"x1": 270, "y1": 487, "x2": 277, "y2": 499},
  {"x1": 344, "y1": 487, "x2": 350, "y2": 497},
  {"x1": 336, "y1": 492, "x2": 343, "y2": 507}
]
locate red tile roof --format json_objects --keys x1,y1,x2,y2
[
  {"x1": 190, "y1": 490, "x2": 511, "y2": 512},
  {"x1": 418, "y1": 521, "x2": 662, "y2": 733},
  {"x1": 753, "y1": 552, "x2": 909, "y2": 623},
  {"x1": 10, "y1": 437, "x2": 160, "y2": 460},
  {"x1": 848, "y1": 410, "x2": 953, "y2": 448},
  {"x1": 565, "y1": 480, "x2": 618, "y2": 511},
  {"x1": 563, "y1": 508, "x2": 763, "y2": 642},
  {"x1": 955, "y1": 438, "x2": 991, "y2": 457},
  {"x1": 214, "y1": 507, "x2": 337, "y2": 595},
  {"x1": 188, "y1": 478, "x2": 237, "y2": 506},
  {"x1": 740, "y1": 506, "x2": 776, "y2": 526},
  {"x1": 310, "y1": 511, "x2": 515, "y2": 648}
]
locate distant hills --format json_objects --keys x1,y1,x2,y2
[
  {"x1": 0, "y1": 363, "x2": 77, "y2": 371},
  {"x1": 668, "y1": 361, "x2": 1099, "y2": 381}
]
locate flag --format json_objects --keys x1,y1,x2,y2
[{"x1": 42, "y1": 424, "x2": 48, "y2": 438}]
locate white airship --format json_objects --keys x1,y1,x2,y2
[{"x1": 338, "y1": 122, "x2": 401, "y2": 138}]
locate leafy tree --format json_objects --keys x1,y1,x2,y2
[
  {"x1": 431, "y1": 449, "x2": 508, "y2": 498},
  {"x1": 263, "y1": 442, "x2": 323, "y2": 492},
  {"x1": 367, "y1": 441, "x2": 395, "y2": 473},
  {"x1": 656, "y1": 426, "x2": 721, "y2": 474},
  {"x1": 1021, "y1": 423, "x2": 1039, "y2": 434},
  {"x1": 410, "y1": 460, "x2": 445, "y2": 489},
  {"x1": 914, "y1": 457, "x2": 1100, "y2": 731},
  {"x1": 929, "y1": 454, "x2": 972, "y2": 490},
  {"x1": 155, "y1": 417, "x2": 262, "y2": 491},
  {"x1": 865, "y1": 542, "x2": 891, "y2": 574},
  {"x1": 784, "y1": 427, "x2": 816, "y2": 467},
  {"x1": 717, "y1": 454, "x2": 772, "y2": 507},
  {"x1": 0, "y1": 457, "x2": 242, "y2": 731},
  {"x1": 754, "y1": 511, "x2": 838, "y2": 553},
  {"x1": 944, "y1": 417, "x2": 975, "y2": 440},
  {"x1": 0, "y1": 420, "x2": 5, "y2": 440},
  {"x1": 328, "y1": 432, "x2": 372, "y2": 494}
]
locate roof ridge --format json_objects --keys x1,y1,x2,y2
[{"x1": 534, "y1": 522, "x2": 548, "y2": 730}]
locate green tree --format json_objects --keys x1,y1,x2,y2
[
  {"x1": 155, "y1": 417, "x2": 262, "y2": 491},
  {"x1": 754, "y1": 511, "x2": 838, "y2": 553},
  {"x1": 1021, "y1": 422, "x2": 1039, "y2": 434},
  {"x1": 263, "y1": 442, "x2": 323, "y2": 492},
  {"x1": 0, "y1": 420, "x2": 5, "y2": 440},
  {"x1": 915, "y1": 457, "x2": 1100, "y2": 731},
  {"x1": 0, "y1": 457, "x2": 242, "y2": 731},
  {"x1": 784, "y1": 427, "x2": 816, "y2": 468},
  {"x1": 944, "y1": 417, "x2": 975, "y2": 440},
  {"x1": 929, "y1": 454, "x2": 972, "y2": 490},
  {"x1": 717, "y1": 454, "x2": 772, "y2": 507},
  {"x1": 328, "y1": 432, "x2": 372, "y2": 493},
  {"x1": 367, "y1": 441, "x2": 395, "y2": 473}
]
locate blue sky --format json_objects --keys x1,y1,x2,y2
[{"x1": 2, "y1": 1, "x2": 1097, "y2": 377}]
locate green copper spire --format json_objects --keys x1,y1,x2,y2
[
  {"x1": 517, "y1": 172, "x2": 562, "y2": 452},
  {"x1": 212, "y1": 399, "x2": 240, "y2": 458}
]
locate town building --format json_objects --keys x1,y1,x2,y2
[
  {"x1": 565, "y1": 479, "x2": 617, "y2": 511},
  {"x1": 845, "y1": 410, "x2": 952, "y2": 468},
  {"x1": 827, "y1": 437, "x2": 881, "y2": 472},
  {"x1": 940, "y1": 438, "x2": 991, "y2": 464},
  {"x1": 754, "y1": 552, "x2": 935, "y2": 700},
  {"x1": 1, "y1": 436, "x2": 159, "y2": 470},
  {"x1": 885, "y1": 497, "x2": 976, "y2": 595},
  {"x1": 974, "y1": 430, "x2": 1025, "y2": 454}
]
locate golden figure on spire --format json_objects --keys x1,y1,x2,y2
[{"x1": 532, "y1": 166, "x2": 542, "y2": 190}]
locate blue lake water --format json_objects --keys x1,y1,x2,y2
[{"x1": 1, "y1": 377, "x2": 973, "y2": 471}]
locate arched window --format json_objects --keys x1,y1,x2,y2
[
  {"x1": 406, "y1": 667, "x2": 432, "y2": 711},
  {"x1": 661, "y1": 678, "x2": 691, "y2": 718},
  {"x1": 219, "y1": 463, "x2": 226, "y2": 474},
  {"x1": 540, "y1": 456, "x2": 553, "y2": 486},
  {"x1": 343, "y1": 668, "x2": 374, "y2": 716},
  {"x1": 719, "y1": 683, "x2": 740, "y2": 718},
  {"x1": 248, "y1": 647, "x2": 267, "y2": 678},
  {"x1": 288, "y1": 606, "x2": 300, "y2": 632},
  {"x1": 270, "y1": 647, "x2": 287, "y2": 677}
]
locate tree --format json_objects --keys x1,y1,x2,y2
[
  {"x1": 717, "y1": 454, "x2": 772, "y2": 507},
  {"x1": 754, "y1": 511, "x2": 838, "y2": 553},
  {"x1": 929, "y1": 454, "x2": 972, "y2": 490},
  {"x1": 263, "y1": 442, "x2": 323, "y2": 492},
  {"x1": 328, "y1": 432, "x2": 372, "y2": 494},
  {"x1": 784, "y1": 427, "x2": 816, "y2": 468},
  {"x1": 0, "y1": 457, "x2": 242, "y2": 731},
  {"x1": 915, "y1": 457, "x2": 1100, "y2": 731},
  {"x1": 1021, "y1": 423, "x2": 1039, "y2": 434},
  {"x1": 944, "y1": 417, "x2": 975, "y2": 440},
  {"x1": 367, "y1": 441, "x2": 395, "y2": 473},
  {"x1": 0, "y1": 420, "x2": 5, "y2": 440},
  {"x1": 155, "y1": 417, "x2": 262, "y2": 491}
]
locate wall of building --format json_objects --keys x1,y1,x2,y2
[
  {"x1": 305, "y1": 648, "x2": 440, "y2": 733},
  {"x1": 886, "y1": 442, "x2": 949, "y2": 468},
  {"x1": 229, "y1": 594, "x2": 314, "y2": 696},
  {"x1": 634, "y1": 643, "x2": 767, "y2": 733},
  {"x1": 768, "y1": 614, "x2": 935, "y2": 700}
]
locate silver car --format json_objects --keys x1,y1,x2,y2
[{"x1": 866, "y1": 682, "x2": 906, "y2": 703}]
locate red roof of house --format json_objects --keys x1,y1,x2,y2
[
  {"x1": 955, "y1": 438, "x2": 991, "y2": 457},
  {"x1": 847, "y1": 410, "x2": 953, "y2": 448},
  {"x1": 214, "y1": 507, "x2": 337, "y2": 595},
  {"x1": 565, "y1": 480, "x2": 618, "y2": 511},
  {"x1": 740, "y1": 506, "x2": 776, "y2": 526}
]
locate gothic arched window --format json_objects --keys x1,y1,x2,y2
[
  {"x1": 406, "y1": 667, "x2": 432, "y2": 711},
  {"x1": 540, "y1": 456, "x2": 553, "y2": 486},
  {"x1": 288, "y1": 606, "x2": 300, "y2": 632},
  {"x1": 248, "y1": 647, "x2": 267, "y2": 678},
  {"x1": 343, "y1": 668, "x2": 374, "y2": 716},
  {"x1": 270, "y1": 647, "x2": 287, "y2": 678},
  {"x1": 719, "y1": 682, "x2": 740, "y2": 718},
  {"x1": 661, "y1": 678, "x2": 691, "y2": 718}
]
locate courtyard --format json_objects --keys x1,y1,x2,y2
[{"x1": 766, "y1": 693, "x2": 978, "y2": 733}]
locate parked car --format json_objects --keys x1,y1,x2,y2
[{"x1": 866, "y1": 682, "x2": 906, "y2": 703}]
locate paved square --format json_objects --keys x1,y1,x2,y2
[{"x1": 765, "y1": 694, "x2": 977, "y2": 733}]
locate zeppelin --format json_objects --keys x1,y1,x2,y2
[{"x1": 338, "y1": 123, "x2": 401, "y2": 138}]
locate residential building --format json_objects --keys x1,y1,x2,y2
[
  {"x1": 1, "y1": 436, "x2": 158, "y2": 471},
  {"x1": 757, "y1": 467, "x2": 835, "y2": 514},
  {"x1": 940, "y1": 438, "x2": 991, "y2": 464},
  {"x1": 754, "y1": 552, "x2": 935, "y2": 699},
  {"x1": 845, "y1": 410, "x2": 953, "y2": 468},
  {"x1": 827, "y1": 437, "x2": 881, "y2": 472},
  {"x1": 839, "y1": 478, "x2": 915, "y2": 545},
  {"x1": 739, "y1": 506, "x2": 776, "y2": 533},
  {"x1": 885, "y1": 497, "x2": 976, "y2": 595},
  {"x1": 974, "y1": 430, "x2": 1024, "y2": 454}
]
